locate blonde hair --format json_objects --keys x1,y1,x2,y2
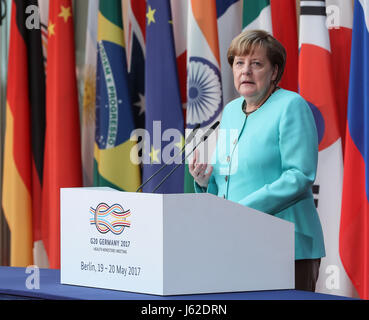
[{"x1": 227, "y1": 30, "x2": 286, "y2": 85}]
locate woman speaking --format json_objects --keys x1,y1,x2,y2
[{"x1": 189, "y1": 30, "x2": 325, "y2": 292}]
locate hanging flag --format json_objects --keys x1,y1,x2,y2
[
  {"x1": 170, "y1": 0, "x2": 189, "y2": 191},
  {"x1": 242, "y1": 0, "x2": 272, "y2": 32},
  {"x1": 242, "y1": 0, "x2": 298, "y2": 92},
  {"x1": 299, "y1": 0, "x2": 352, "y2": 297},
  {"x1": 270, "y1": 0, "x2": 298, "y2": 92},
  {"x1": 94, "y1": 0, "x2": 141, "y2": 192},
  {"x1": 217, "y1": 0, "x2": 243, "y2": 106},
  {"x1": 185, "y1": 0, "x2": 223, "y2": 192},
  {"x1": 327, "y1": 0, "x2": 353, "y2": 156},
  {"x1": 81, "y1": 0, "x2": 98, "y2": 187},
  {"x1": 340, "y1": 0, "x2": 369, "y2": 300},
  {"x1": 2, "y1": 0, "x2": 45, "y2": 267},
  {"x1": 170, "y1": 0, "x2": 187, "y2": 115},
  {"x1": 126, "y1": 0, "x2": 146, "y2": 131},
  {"x1": 42, "y1": 0, "x2": 82, "y2": 268},
  {"x1": 142, "y1": 0, "x2": 184, "y2": 193},
  {"x1": 187, "y1": 0, "x2": 223, "y2": 129}
]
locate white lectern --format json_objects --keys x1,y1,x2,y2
[{"x1": 60, "y1": 187, "x2": 294, "y2": 295}]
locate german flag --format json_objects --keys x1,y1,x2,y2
[
  {"x1": 2, "y1": 0, "x2": 45, "y2": 266},
  {"x1": 41, "y1": 0, "x2": 82, "y2": 269}
]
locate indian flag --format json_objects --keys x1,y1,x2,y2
[{"x1": 185, "y1": 0, "x2": 224, "y2": 192}]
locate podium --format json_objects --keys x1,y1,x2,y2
[{"x1": 60, "y1": 187, "x2": 294, "y2": 295}]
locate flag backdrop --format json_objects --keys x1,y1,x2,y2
[
  {"x1": 2, "y1": 0, "x2": 45, "y2": 267},
  {"x1": 340, "y1": 0, "x2": 369, "y2": 300},
  {"x1": 41, "y1": 0, "x2": 82, "y2": 268},
  {"x1": 187, "y1": 0, "x2": 223, "y2": 130},
  {"x1": 2, "y1": 0, "x2": 368, "y2": 300},
  {"x1": 185, "y1": 0, "x2": 223, "y2": 192},
  {"x1": 299, "y1": 0, "x2": 354, "y2": 297},
  {"x1": 142, "y1": 0, "x2": 184, "y2": 193},
  {"x1": 94, "y1": 0, "x2": 141, "y2": 192}
]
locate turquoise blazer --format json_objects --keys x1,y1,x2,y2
[{"x1": 195, "y1": 89, "x2": 325, "y2": 260}]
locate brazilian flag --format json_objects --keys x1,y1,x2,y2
[{"x1": 94, "y1": 0, "x2": 141, "y2": 191}]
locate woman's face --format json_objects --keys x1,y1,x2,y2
[{"x1": 232, "y1": 45, "x2": 278, "y2": 105}]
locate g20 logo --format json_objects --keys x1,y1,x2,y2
[{"x1": 90, "y1": 203, "x2": 131, "y2": 235}]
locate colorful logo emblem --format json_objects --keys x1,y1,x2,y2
[{"x1": 90, "y1": 203, "x2": 131, "y2": 235}]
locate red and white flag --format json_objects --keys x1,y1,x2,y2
[{"x1": 299, "y1": 0, "x2": 355, "y2": 297}]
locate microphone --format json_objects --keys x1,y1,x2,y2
[
  {"x1": 151, "y1": 121, "x2": 220, "y2": 193},
  {"x1": 135, "y1": 123, "x2": 201, "y2": 192},
  {"x1": 184, "y1": 123, "x2": 201, "y2": 145}
]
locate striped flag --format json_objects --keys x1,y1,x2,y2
[
  {"x1": 185, "y1": 0, "x2": 223, "y2": 192},
  {"x1": 81, "y1": 0, "x2": 98, "y2": 187},
  {"x1": 242, "y1": 0, "x2": 272, "y2": 32},
  {"x1": 142, "y1": 0, "x2": 184, "y2": 193},
  {"x1": 41, "y1": 0, "x2": 82, "y2": 268},
  {"x1": 2, "y1": 0, "x2": 45, "y2": 267},
  {"x1": 340, "y1": 0, "x2": 369, "y2": 300},
  {"x1": 94, "y1": 0, "x2": 141, "y2": 192},
  {"x1": 242, "y1": 0, "x2": 298, "y2": 92},
  {"x1": 187, "y1": 0, "x2": 223, "y2": 130},
  {"x1": 299, "y1": 0, "x2": 351, "y2": 297}
]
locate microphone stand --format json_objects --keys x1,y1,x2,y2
[
  {"x1": 151, "y1": 121, "x2": 219, "y2": 193},
  {"x1": 135, "y1": 123, "x2": 200, "y2": 192}
]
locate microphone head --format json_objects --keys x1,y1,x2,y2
[
  {"x1": 211, "y1": 121, "x2": 220, "y2": 130},
  {"x1": 202, "y1": 121, "x2": 220, "y2": 142},
  {"x1": 185, "y1": 123, "x2": 201, "y2": 144}
]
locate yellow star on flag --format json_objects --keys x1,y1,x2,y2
[
  {"x1": 149, "y1": 145, "x2": 160, "y2": 164},
  {"x1": 146, "y1": 5, "x2": 156, "y2": 26},
  {"x1": 58, "y1": 5, "x2": 72, "y2": 23},
  {"x1": 48, "y1": 21, "x2": 56, "y2": 37}
]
